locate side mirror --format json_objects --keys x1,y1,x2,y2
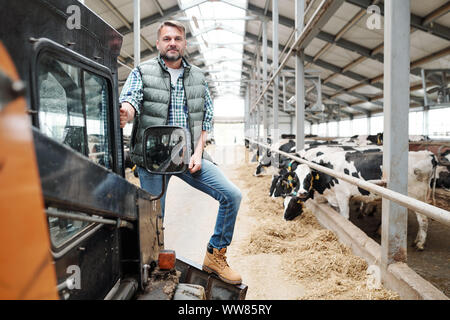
[{"x1": 143, "y1": 126, "x2": 191, "y2": 175}]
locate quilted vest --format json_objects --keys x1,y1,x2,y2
[{"x1": 129, "y1": 57, "x2": 208, "y2": 167}]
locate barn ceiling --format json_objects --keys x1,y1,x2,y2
[{"x1": 84, "y1": 0, "x2": 450, "y2": 123}]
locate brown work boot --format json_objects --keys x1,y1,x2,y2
[{"x1": 202, "y1": 246, "x2": 242, "y2": 285}]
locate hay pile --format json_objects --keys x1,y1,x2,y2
[{"x1": 234, "y1": 162, "x2": 399, "y2": 300}]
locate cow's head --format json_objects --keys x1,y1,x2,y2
[
  {"x1": 269, "y1": 174, "x2": 282, "y2": 197},
  {"x1": 376, "y1": 132, "x2": 383, "y2": 145},
  {"x1": 254, "y1": 146, "x2": 272, "y2": 176},
  {"x1": 290, "y1": 164, "x2": 316, "y2": 200},
  {"x1": 365, "y1": 133, "x2": 384, "y2": 145},
  {"x1": 254, "y1": 164, "x2": 265, "y2": 176},
  {"x1": 270, "y1": 162, "x2": 301, "y2": 198},
  {"x1": 275, "y1": 173, "x2": 296, "y2": 197},
  {"x1": 438, "y1": 171, "x2": 450, "y2": 190},
  {"x1": 283, "y1": 196, "x2": 305, "y2": 220},
  {"x1": 432, "y1": 166, "x2": 450, "y2": 190},
  {"x1": 438, "y1": 150, "x2": 450, "y2": 166}
]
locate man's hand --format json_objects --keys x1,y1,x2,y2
[
  {"x1": 120, "y1": 102, "x2": 136, "y2": 128},
  {"x1": 189, "y1": 130, "x2": 208, "y2": 174},
  {"x1": 188, "y1": 151, "x2": 202, "y2": 174}
]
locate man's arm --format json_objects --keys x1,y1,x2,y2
[
  {"x1": 120, "y1": 102, "x2": 135, "y2": 128},
  {"x1": 119, "y1": 68, "x2": 142, "y2": 128},
  {"x1": 202, "y1": 82, "x2": 214, "y2": 132},
  {"x1": 188, "y1": 82, "x2": 213, "y2": 174},
  {"x1": 188, "y1": 130, "x2": 207, "y2": 174}
]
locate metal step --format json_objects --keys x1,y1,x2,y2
[{"x1": 175, "y1": 256, "x2": 248, "y2": 300}]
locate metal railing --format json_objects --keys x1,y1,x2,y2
[{"x1": 247, "y1": 139, "x2": 450, "y2": 227}]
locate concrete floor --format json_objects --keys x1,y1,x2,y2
[
  {"x1": 162, "y1": 144, "x2": 245, "y2": 265},
  {"x1": 162, "y1": 144, "x2": 306, "y2": 299},
  {"x1": 406, "y1": 209, "x2": 450, "y2": 297}
]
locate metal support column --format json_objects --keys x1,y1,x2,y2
[
  {"x1": 252, "y1": 68, "x2": 261, "y2": 142},
  {"x1": 272, "y1": 0, "x2": 279, "y2": 143},
  {"x1": 133, "y1": 0, "x2": 140, "y2": 67},
  {"x1": 282, "y1": 75, "x2": 288, "y2": 112},
  {"x1": 337, "y1": 109, "x2": 341, "y2": 137},
  {"x1": 262, "y1": 20, "x2": 268, "y2": 141},
  {"x1": 382, "y1": 0, "x2": 410, "y2": 267},
  {"x1": 244, "y1": 85, "x2": 250, "y2": 137},
  {"x1": 423, "y1": 106, "x2": 429, "y2": 136},
  {"x1": 295, "y1": 0, "x2": 305, "y2": 150}
]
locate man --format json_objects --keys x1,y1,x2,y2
[{"x1": 119, "y1": 21, "x2": 242, "y2": 285}]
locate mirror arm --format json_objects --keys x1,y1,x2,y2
[{"x1": 148, "y1": 175, "x2": 167, "y2": 201}]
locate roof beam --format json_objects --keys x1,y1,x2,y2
[
  {"x1": 346, "y1": 0, "x2": 450, "y2": 41},
  {"x1": 243, "y1": 34, "x2": 382, "y2": 107},
  {"x1": 245, "y1": 29, "x2": 444, "y2": 105},
  {"x1": 330, "y1": 46, "x2": 450, "y2": 100},
  {"x1": 117, "y1": 4, "x2": 182, "y2": 35},
  {"x1": 244, "y1": 50, "x2": 369, "y2": 111},
  {"x1": 245, "y1": 52, "x2": 366, "y2": 117},
  {"x1": 101, "y1": 0, "x2": 155, "y2": 53},
  {"x1": 422, "y1": 2, "x2": 450, "y2": 26},
  {"x1": 151, "y1": 0, "x2": 164, "y2": 16},
  {"x1": 247, "y1": 1, "x2": 449, "y2": 81},
  {"x1": 247, "y1": 2, "x2": 385, "y2": 63}
]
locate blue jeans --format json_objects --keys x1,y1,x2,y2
[{"x1": 137, "y1": 159, "x2": 242, "y2": 249}]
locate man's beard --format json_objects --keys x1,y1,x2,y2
[{"x1": 161, "y1": 48, "x2": 182, "y2": 62}]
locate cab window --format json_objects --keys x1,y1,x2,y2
[
  {"x1": 37, "y1": 52, "x2": 111, "y2": 169},
  {"x1": 84, "y1": 71, "x2": 110, "y2": 168}
]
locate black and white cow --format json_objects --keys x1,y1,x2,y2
[
  {"x1": 254, "y1": 139, "x2": 296, "y2": 176},
  {"x1": 249, "y1": 137, "x2": 272, "y2": 163},
  {"x1": 409, "y1": 135, "x2": 430, "y2": 142},
  {"x1": 279, "y1": 149, "x2": 437, "y2": 250},
  {"x1": 256, "y1": 138, "x2": 354, "y2": 177},
  {"x1": 269, "y1": 144, "x2": 382, "y2": 197},
  {"x1": 431, "y1": 150, "x2": 450, "y2": 190},
  {"x1": 340, "y1": 133, "x2": 384, "y2": 146}
]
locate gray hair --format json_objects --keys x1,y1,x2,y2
[{"x1": 156, "y1": 20, "x2": 186, "y2": 39}]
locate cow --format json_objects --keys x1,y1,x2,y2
[
  {"x1": 254, "y1": 139, "x2": 296, "y2": 176},
  {"x1": 269, "y1": 162, "x2": 301, "y2": 198},
  {"x1": 248, "y1": 137, "x2": 272, "y2": 163},
  {"x1": 268, "y1": 143, "x2": 382, "y2": 198},
  {"x1": 281, "y1": 134, "x2": 296, "y2": 139},
  {"x1": 343, "y1": 133, "x2": 383, "y2": 146},
  {"x1": 269, "y1": 144, "x2": 382, "y2": 197},
  {"x1": 409, "y1": 135, "x2": 430, "y2": 142},
  {"x1": 433, "y1": 165, "x2": 450, "y2": 190},
  {"x1": 278, "y1": 149, "x2": 437, "y2": 251},
  {"x1": 255, "y1": 138, "x2": 355, "y2": 177},
  {"x1": 431, "y1": 150, "x2": 450, "y2": 190}
]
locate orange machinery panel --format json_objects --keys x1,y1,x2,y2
[{"x1": 0, "y1": 42, "x2": 58, "y2": 299}]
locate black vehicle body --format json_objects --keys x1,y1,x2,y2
[{"x1": 0, "y1": 0, "x2": 246, "y2": 299}]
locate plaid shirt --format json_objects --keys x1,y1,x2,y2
[{"x1": 119, "y1": 56, "x2": 214, "y2": 132}]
